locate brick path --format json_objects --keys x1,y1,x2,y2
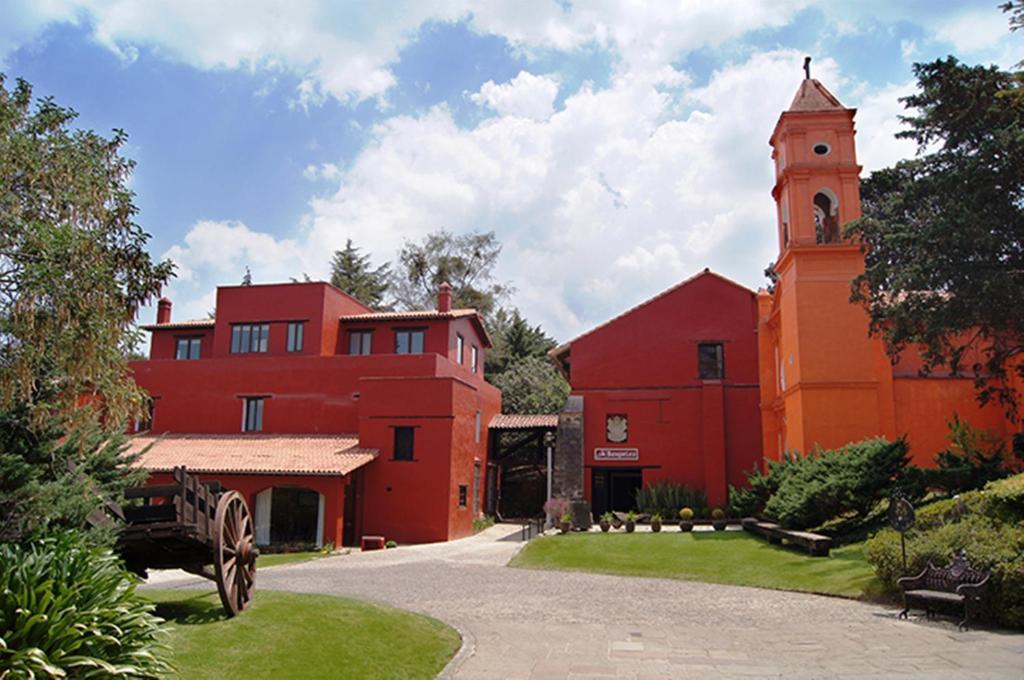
[{"x1": 146, "y1": 524, "x2": 1024, "y2": 678}]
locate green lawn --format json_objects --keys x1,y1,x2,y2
[
  {"x1": 143, "y1": 590, "x2": 460, "y2": 679},
  {"x1": 256, "y1": 550, "x2": 324, "y2": 568},
  {"x1": 511, "y1": 531, "x2": 881, "y2": 599}
]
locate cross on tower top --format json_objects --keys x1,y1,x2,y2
[{"x1": 803, "y1": 56, "x2": 811, "y2": 80}]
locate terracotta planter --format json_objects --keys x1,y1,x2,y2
[
  {"x1": 625, "y1": 520, "x2": 636, "y2": 533},
  {"x1": 712, "y1": 519, "x2": 727, "y2": 531},
  {"x1": 559, "y1": 521, "x2": 571, "y2": 533},
  {"x1": 651, "y1": 519, "x2": 662, "y2": 532},
  {"x1": 679, "y1": 520, "x2": 693, "y2": 532},
  {"x1": 599, "y1": 521, "x2": 611, "y2": 532}
]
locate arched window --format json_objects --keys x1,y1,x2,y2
[{"x1": 813, "y1": 190, "x2": 840, "y2": 244}]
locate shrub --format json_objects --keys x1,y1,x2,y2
[
  {"x1": 926, "y1": 415, "x2": 1022, "y2": 495},
  {"x1": 472, "y1": 515, "x2": 495, "y2": 533},
  {"x1": 0, "y1": 532, "x2": 172, "y2": 677},
  {"x1": 385, "y1": 540, "x2": 398, "y2": 549},
  {"x1": 543, "y1": 497, "x2": 569, "y2": 522},
  {"x1": 678, "y1": 507, "x2": 694, "y2": 520},
  {"x1": 635, "y1": 481, "x2": 706, "y2": 517},
  {"x1": 711, "y1": 508, "x2": 725, "y2": 520},
  {"x1": 764, "y1": 438, "x2": 910, "y2": 530},
  {"x1": 726, "y1": 452, "x2": 805, "y2": 517}
]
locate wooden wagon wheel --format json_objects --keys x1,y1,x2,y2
[{"x1": 212, "y1": 490, "x2": 258, "y2": 617}]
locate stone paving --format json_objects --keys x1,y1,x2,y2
[{"x1": 145, "y1": 524, "x2": 1024, "y2": 679}]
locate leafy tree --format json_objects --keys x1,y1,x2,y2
[
  {"x1": 486, "y1": 308, "x2": 557, "y2": 375},
  {"x1": 390, "y1": 229, "x2": 511, "y2": 318},
  {"x1": 489, "y1": 356, "x2": 569, "y2": 415},
  {"x1": 0, "y1": 75, "x2": 171, "y2": 542},
  {"x1": 846, "y1": 57, "x2": 1024, "y2": 416},
  {"x1": 330, "y1": 239, "x2": 390, "y2": 308},
  {"x1": 1003, "y1": 1, "x2": 1024, "y2": 32}
]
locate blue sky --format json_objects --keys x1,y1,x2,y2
[{"x1": 2, "y1": 1, "x2": 1020, "y2": 341}]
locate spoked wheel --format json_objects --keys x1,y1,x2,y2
[{"x1": 212, "y1": 490, "x2": 258, "y2": 617}]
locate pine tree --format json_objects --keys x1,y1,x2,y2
[{"x1": 330, "y1": 239, "x2": 391, "y2": 308}]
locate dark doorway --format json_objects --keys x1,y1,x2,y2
[
  {"x1": 488, "y1": 428, "x2": 554, "y2": 520},
  {"x1": 342, "y1": 471, "x2": 362, "y2": 547},
  {"x1": 591, "y1": 468, "x2": 643, "y2": 515},
  {"x1": 270, "y1": 487, "x2": 319, "y2": 547}
]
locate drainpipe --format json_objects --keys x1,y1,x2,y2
[{"x1": 544, "y1": 431, "x2": 555, "y2": 528}]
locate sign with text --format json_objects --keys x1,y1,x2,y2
[{"x1": 594, "y1": 447, "x2": 639, "y2": 461}]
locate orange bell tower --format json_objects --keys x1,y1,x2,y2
[{"x1": 757, "y1": 63, "x2": 896, "y2": 458}]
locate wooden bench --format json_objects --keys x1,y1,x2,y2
[
  {"x1": 898, "y1": 552, "x2": 990, "y2": 630},
  {"x1": 741, "y1": 518, "x2": 832, "y2": 557}
]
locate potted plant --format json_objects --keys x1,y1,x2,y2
[
  {"x1": 544, "y1": 497, "x2": 569, "y2": 529},
  {"x1": 599, "y1": 512, "x2": 613, "y2": 532},
  {"x1": 624, "y1": 510, "x2": 638, "y2": 533},
  {"x1": 711, "y1": 507, "x2": 727, "y2": 531},
  {"x1": 678, "y1": 507, "x2": 694, "y2": 532},
  {"x1": 559, "y1": 512, "x2": 572, "y2": 534},
  {"x1": 651, "y1": 513, "x2": 663, "y2": 532}
]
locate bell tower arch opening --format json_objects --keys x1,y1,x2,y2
[{"x1": 813, "y1": 189, "x2": 840, "y2": 244}]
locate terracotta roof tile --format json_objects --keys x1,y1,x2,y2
[
  {"x1": 489, "y1": 414, "x2": 559, "y2": 430},
  {"x1": 141, "y1": 319, "x2": 215, "y2": 331},
  {"x1": 126, "y1": 434, "x2": 378, "y2": 476},
  {"x1": 340, "y1": 309, "x2": 478, "y2": 322}
]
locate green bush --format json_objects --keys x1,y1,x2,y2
[
  {"x1": 764, "y1": 438, "x2": 910, "y2": 530},
  {"x1": 726, "y1": 452, "x2": 809, "y2": 518},
  {"x1": 634, "y1": 481, "x2": 706, "y2": 517},
  {"x1": 0, "y1": 532, "x2": 171, "y2": 677},
  {"x1": 925, "y1": 415, "x2": 1022, "y2": 495},
  {"x1": 864, "y1": 473, "x2": 1024, "y2": 629}
]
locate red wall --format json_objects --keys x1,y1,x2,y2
[{"x1": 567, "y1": 272, "x2": 762, "y2": 509}]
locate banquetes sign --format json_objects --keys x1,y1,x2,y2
[{"x1": 594, "y1": 448, "x2": 639, "y2": 461}]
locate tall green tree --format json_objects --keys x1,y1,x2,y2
[
  {"x1": 846, "y1": 57, "x2": 1024, "y2": 416},
  {"x1": 330, "y1": 239, "x2": 390, "y2": 308},
  {"x1": 390, "y1": 229, "x2": 511, "y2": 318},
  {"x1": 490, "y1": 356, "x2": 569, "y2": 415},
  {"x1": 0, "y1": 75, "x2": 172, "y2": 542},
  {"x1": 486, "y1": 308, "x2": 557, "y2": 375}
]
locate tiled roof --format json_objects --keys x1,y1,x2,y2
[
  {"x1": 340, "y1": 309, "x2": 478, "y2": 322},
  {"x1": 125, "y1": 434, "x2": 378, "y2": 476},
  {"x1": 788, "y1": 79, "x2": 844, "y2": 112},
  {"x1": 141, "y1": 319, "x2": 216, "y2": 331},
  {"x1": 340, "y1": 308, "x2": 493, "y2": 347},
  {"x1": 490, "y1": 414, "x2": 559, "y2": 430}
]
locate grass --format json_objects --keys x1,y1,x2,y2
[
  {"x1": 143, "y1": 589, "x2": 460, "y2": 679},
  {"x1": 256, "y1": 550, "x2": 324, "y2": 568},
  {"x1": 510, "y1": 531, "x2": 883, "y2": 599}
]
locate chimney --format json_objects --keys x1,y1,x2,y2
[
  {"x1": 156, "y1": 297, "x2": 172, "y2": 324},
  {"x1": 437, "y1": 282, "x2": 452, "y2": 313}
]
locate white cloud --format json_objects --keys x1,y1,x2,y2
[
  {"x1": 470, "y1": 71, "x2": 560, "y2": 120},
  {"x1": 932, "y1": 8, "x2": 1011, "y2": 54},
  {"x1": 303, "y1": 162, "x2": 343, "y2": 182}
]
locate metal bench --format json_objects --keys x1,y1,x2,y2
[{"x1": 898, "y1": 551, "x2": 990, "y2": 630}]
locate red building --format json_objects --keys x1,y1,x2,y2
[
  {"x1": 549, "y1": 270, "x2": 763, "y2": 511},
  {"x1": 127, "y1": 281, "x2": 501, "y2": 547}
]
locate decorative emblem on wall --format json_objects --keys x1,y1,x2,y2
[{"x1": 606, "y1": 414, "x2": 628, "y2": 443}]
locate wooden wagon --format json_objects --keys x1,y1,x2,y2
[{"x1": 94, "y1": 466, "x2": 258, "y2": 617}]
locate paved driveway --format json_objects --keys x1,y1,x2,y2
[{"x1": 146, "y1": 524, "x2": 1024, "y2": 679}]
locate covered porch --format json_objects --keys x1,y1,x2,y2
[
  {"x1": 487, "y1": 414, "x2": 558, "y2": 520},
  {"x1": 125, "y1": 434, "x2": 378, "y2": 548}
]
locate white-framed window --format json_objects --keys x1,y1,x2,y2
[
  {"x1": 471, "y1": 346, "x2": 478, "y2": 373},
  {"x1": 456, "y1": 333, "x2": 465, "y2": 364},
  {"x1": 475, "y1": 410, "x2": 481, "y2": 443}
]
